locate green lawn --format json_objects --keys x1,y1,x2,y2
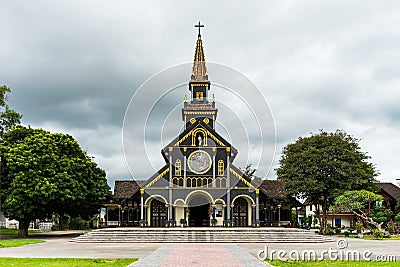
[
  {"x1": 0, "y1": 228, "x2": 42, "y2": 235},
  {"x1": 0, "y1": 258, "x2": 138, "y2": 267},
  {"x1": 0, "y1": 238, "x2": 45, "y2": 248},
  {"x1": 360, "y1": 235, "x2": 400, "y2": 241},
  {"x1": 267, "y1": 260, "x2": 398, "y2": 266}
]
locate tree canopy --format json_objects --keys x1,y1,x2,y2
[
  {"x1": 0, "y1": 85, "x2": 22, "y2": 136},
  {"x1": 0, "y1": 126, "x2": 111, "y2": 237},
  {"x1": 276, "y1": 130, "x2": 378, "y2": 233}
]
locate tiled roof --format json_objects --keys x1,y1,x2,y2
[
  {"x1": 377, "y1": 182, "x2": 400, "y2": 201},
  {"x1": 259, "y1": 180, "x2": 286, "y2": 198},
  {"x1": 113, "y1": 180, "x2": 140, "y2": 199}
]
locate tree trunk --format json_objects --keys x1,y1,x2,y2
[
  {"x1": 321, "y1": 198, "x2": 328, "y2": 234},
  {"x1": 18, "y1": 219, "x2": 30, "y2": 237}
]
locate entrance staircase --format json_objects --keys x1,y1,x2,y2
[{"x1": 70, "y1": 227, "x2": 333, "y2": 243}]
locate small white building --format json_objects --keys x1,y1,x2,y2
[{"x1": 303, "y1": 200, "x2": 354, "y2": 229}]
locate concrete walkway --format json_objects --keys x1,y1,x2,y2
[
  {"x1": 1, "y1": 234, "x2": 399, "y2": 265},
  {"x1": 130, "y1": 244, "x2": 266, "y2": 267},
  {"x1": 0, "y1": 235, "x2": 266, "y2": 266}
]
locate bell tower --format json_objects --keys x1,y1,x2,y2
[{"x1": 182, "y1": 22, "x2": 218, "y2": 129}]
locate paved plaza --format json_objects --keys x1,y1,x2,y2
[{"x1": 1, "y1": 234, "x2": 400, "y2": 266}]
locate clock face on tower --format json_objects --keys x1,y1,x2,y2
[{"x1": 188, "y1": 150, "x2": 212, "y2": 174}]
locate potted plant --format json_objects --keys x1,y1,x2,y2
[
  {"x1": 355, "y1": 220, "x2": 364, "y2": 238},
  {"x1": 180, "y1": 218, "x2": 187, "y2": 227}
]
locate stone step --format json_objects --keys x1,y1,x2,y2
[{"x1": 70, "y1": 227, "x2": 332, "y2": 243}]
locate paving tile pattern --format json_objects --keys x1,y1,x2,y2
[{"x1": 130, "y1": 243, "x2": 266, "y2": 267}]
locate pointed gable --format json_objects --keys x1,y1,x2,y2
[{"x1": 161, "y1": 118, "x2": 238, "y2": 161}]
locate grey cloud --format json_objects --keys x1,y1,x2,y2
[{"x1": 1, "y1": 0, "x2": 399, "y2": 185}]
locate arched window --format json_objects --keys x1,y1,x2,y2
[
  {"x1": 218, "y1": 160, "x2": 224, "y2": 176},
  {"x1": 196, "y1": 91, "x2": 203, "y2": 101},
  {"x1": 175, "y1": 160, "x2": 181, "y2": 176}
]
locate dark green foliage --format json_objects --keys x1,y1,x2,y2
[
  {"x1": 395, "y1": 199, "x2": 400, "y2": 213},
  {"x1": 276, "y1": 130, "x2": 378, "y2": 233},
  {"x1": 241, "y1": 163, "x2": 261, "y2": 180},
  {"x1": 0, "y1": 126, "x2": 111, "y2": 237},
  {"x1": 0, "y1": 85, "x2": 22, "y2": 136},
  {"x1": 369, "y1": 205, "x2": 393, "y2": 224},
  {"x1": 371, "y1": 229, "x2": 384, "y2": 239}
]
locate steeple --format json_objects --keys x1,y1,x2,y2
[
  {"x1": 191, "y1": 22, "x2": 208, "y2": 81},
  {"x1": 182, "y1": 22, "x2": 217, "y2": 130}
]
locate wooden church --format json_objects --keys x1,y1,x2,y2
[{"x1": 104, "y1": 23, "x2": 293, "y2": 227}]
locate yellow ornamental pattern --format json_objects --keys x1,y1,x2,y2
[
  {"x1": 145, "y1": 167, "x2": 170, "y2": 188},
  {"x1": 229, "y1": 168, "x2": 254, "y2": 188},
  {"x1": 173, "y1": 128, "x2": 225, "y2": 147}
]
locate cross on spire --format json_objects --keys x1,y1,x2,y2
[{"x1": 195, "y1": 21, "x2": 204, "y2": 37}]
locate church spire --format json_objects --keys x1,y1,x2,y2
[{"x1": 191, "y1": 21, "x2": 208, "y2": 81}]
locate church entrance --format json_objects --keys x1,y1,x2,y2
[
  {"x1": 189, "y1": 203, "x2": 210, "y2": 226},
  {"x1": 188, "y1": 194, "x2": 210, "y2": 227},
  {"x1": 151, "y1": 199, "x2": 167, "y2": 227},
  {"x1": 233, "y1": 197, "x2": 248, "y2": 227}
]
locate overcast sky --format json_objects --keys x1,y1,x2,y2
[{"x1": 1, "y1": 1, "x2": 400, "y2": 188}]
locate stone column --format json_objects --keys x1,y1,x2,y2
[
  {"x1": 226, "y1": 147, "x2": 231, "y2": 226},
  {"x1": 184, "y1": 205, "x2": 187, "y2": 225},
  {"x1": 255, "y1": 189, "x2": 260, "y2": 227},
  {"x1": 143, "y1": 205, "x2": 147, "y2": 226},
  {"x1": 168, "y1": 148, "x2": 173, "y2": 226},
  {"x1": 183, "y1": 148, "x2": 187, "y2": 187},
  {"x1": 277, "y1": 204, "x2": 281, "y2": 227},
  {"x1": 252, "y1": 204, "x2": 256, "y2": 226},
  {"x1": 140, "y1": 189, "x2": 144, "y2": 221},
  {"x1": 118, "y1": 205, "x2": 121, "y2": 226}
]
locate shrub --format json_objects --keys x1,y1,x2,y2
[
  {"x1": 372, "y1": 229, "x2": 383, "y2": 239},
  {"x1": 355, "y1": 221, "x2": 364, "y2": 234},
  {"x1": 69, "y1": 217, "x2": 90, "y2": 230}
]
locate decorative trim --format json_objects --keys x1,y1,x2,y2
[
  {"x1": 232, "y1": 194, "x2": 256, "y2": 205},
  {"x1": 145, "y1": 167, "x2": 170, "y2": 188},
  {"x1": 184, "y1": 111, "x2": 216, "y2": 115},
  {"x1": 174, "y1": 127, "x2": 226, "y2": 147},
  {"x1": 190, "y1": 83, "x2": 209, "y2": 87},
  {"x1": 229, "y1": 168, "x2": 254, "y2": 188}
]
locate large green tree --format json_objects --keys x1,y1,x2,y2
[
  {"x1": 0, "y1": 126, "x2": 111, "y2": 237},
  {"x1": 0, "y1": 85, "x2": 22, "y2": 136},
  {"x1": 276, "y1": 130, "x2": 377, "y2": 233}
]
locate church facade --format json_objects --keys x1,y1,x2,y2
[{"x1": 104, "y1": 25, "x2": 293, "y2": 227}]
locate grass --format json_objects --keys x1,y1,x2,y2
[
  {"x1": 0, "y1": 238, "x2": 45, "y2": 248},
  {"x1": 0, "y1": 228, "x2": 42, "y2": 235},
  {"x1": 267, "y1": 260, "x2": 398, "y2": 266},
  {"x1": 361, "y1": 235, "x2": 400, "y2": 240},
  {"x1": 0, "y1": 258, "x2": 138, "y2": 267}
]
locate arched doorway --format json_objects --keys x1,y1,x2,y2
[
  {"x1": 233, "y1": 197, "x2": 248, "y2": 227},
  {"x1": 188, "y1": 194, "x2": 210, "y2": 227},
  {"x1": 150, "y1": 199, "x2": 167, "y2": 227}
]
